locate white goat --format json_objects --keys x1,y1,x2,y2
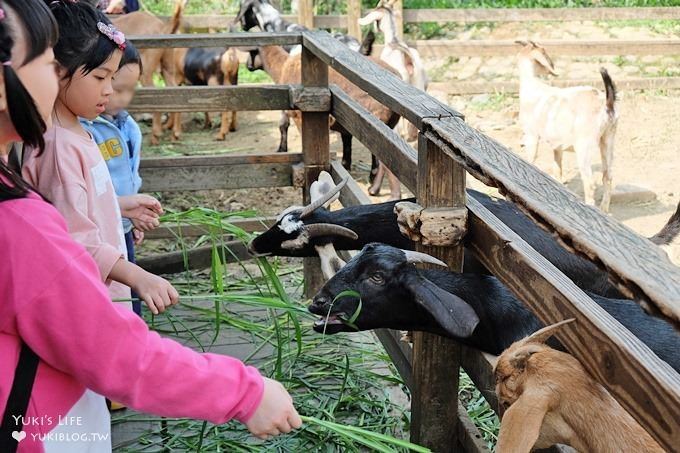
[
  {"x1": 359, "y1": 0, "x2": 428, "y2": 142},
  {"x1": 517, "y1": 41, "x2": 618, "y2": 212}
]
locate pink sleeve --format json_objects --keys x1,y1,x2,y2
[
  {"x1": 9, "y1": 203, "x2": 264, "y2": 424},
  {"x1": 49, "y1": 182, "x2": 123, "y2": 281}
]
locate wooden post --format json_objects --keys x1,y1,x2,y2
[
  {"x1": 301, "y1": 41, "x2": 329, "y2": 298},
  {"x1": 347, "y1": 0, "x2": 362, "y2": 41},
  {"x1": 410, "y1": 133, "x2": 466, "y2": 451},
  {"x1": 393, "y1": 0, "x2": 404, "y2": 40},
  {"x1": 298, "y1": 0, "x2": 314, "y2": 29}
]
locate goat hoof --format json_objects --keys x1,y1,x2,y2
[
  {"x1": 368, "y1": 186, "x2": 381, "y2": 197},
  {"x1": 342, "y1": 160, "x2": 351, "y2": 171},
  {"x1": 229, "y1": 125, "x2": 237, "y2": 132},
  {"x1": 214, "y1": 133, "x2": 226, "y2": 141},
  {"x1": 150, "y1": 136, "x2": 160, "y2": 146}
]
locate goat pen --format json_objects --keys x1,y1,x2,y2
[{"x1": 129, "y1": 31, "x2": 680, "y2": 452}]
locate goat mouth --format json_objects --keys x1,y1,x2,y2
[{"x1": 312, "y1": 314, "x2": 352, "y2": 334}]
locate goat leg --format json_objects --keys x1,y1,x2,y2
[
  {"x1": 215, "y1": 112, "x2": 228, "y2": 141},
  {"x1": 386, "y1": 167, "x2": 402, "y2": 201},
  {"x1": 368, "y1": 160, "x2": 386, "y2": 196},
  {"x1": 341, "y1": 133, "x2": 352, "y2": 170},
  {"x1": 277, "y1": 111, "x2": 289, "y2": 153},
  {"x1": 369, "y1": 154, "x2": 379, "y2": 184},
  {"x1": 204, "y1": 112, "x2": 213, "y2": 130}
]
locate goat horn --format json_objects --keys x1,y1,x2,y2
[
  {"x1": 524, "y1": 318, "x2": 576, "y2": 344},
  {"x1": 306, "y1": 223, "x2": 359, "y2": 240},
  {"x1": 401, "y1": 250, "x2": 448, "y2": 268},
  {"x1": 300, "y1": 176, "x2": 349, "y2": 218}
]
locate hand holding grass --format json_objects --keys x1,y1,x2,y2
[
  {"x1": 246, "y1": 377, "x2": 303, "y2": 440},
  {"x1": 110, "y1": 260, "x2": 180, "y2": 315}
]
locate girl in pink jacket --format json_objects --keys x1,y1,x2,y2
[{"x1": 0, "y1": 1, "x2": 302, "y2": 452}]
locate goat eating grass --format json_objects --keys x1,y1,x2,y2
[
  {"x1": 494, "y1": 319, "x2": 663, "y2": 453},
  {"x1": 517, "y1": 40, "x2": 618, "y2": 212}
]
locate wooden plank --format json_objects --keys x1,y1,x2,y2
[
  {"x1": 146, "y1": 217, "x2": 275, "y2": 240},
  {"x1": 129, "y1": 85, "x2": 329, "y2": 113},
  {"x1": 424, "y1": 117, "x2": 680, "y2": 327},
  {"x1": 303, "y1": 30, "x2": 463, "y2": 130},
  {"x1": 375, "y1": 39, "x2": 680, "y2": 58},
  {"x1": 330, "y1": 160, "x2": 372, "y2": 207},
  {"x1": 457, "y1": 402, "x2": 492, "y2": 453},
  {"x1": 298, "y1": 0, "x2": 314, "y2": 29},
  {"x1": 461, "y1": 347, "x2": 499, "y2": 414},
  {"x1": 129, "y1": 32, "x2": 301, "y2": 49},
  {"x1": 403, "y1": 7, "x2": 680, "y2": 23},
  {"x1": 137, "y1": 240, "x2": 250, "y2": 274},
  {"x1": 347, "y1": 0, "x2": 362, "y2": 41},
  {"x1": 302, "y1": 44, "x2": 330, "y2": 299},
  {"x1": 129, "y1": 86, "x2": 291, "y2": 113},
  {"x1": 139, "y1": 153, "x2": 303, "y2": 192},
  {"x1": 410, "y1": 134, "x2": 467, "y2": 450},
  {"x1": 430, "y1": 77, "x2": 680, "y2": 95},
  {"x1": 140, "y1": 8, "x2": 680, "y2": 32},
  {"x1": 465, "y1": 195, "x2": 680, "y2": 451},
  {"x1": 330, "y1": 85, "x2": 418, "y2": 191}
]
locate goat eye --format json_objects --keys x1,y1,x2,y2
[{"x1": 369, "y1": 273, "x2": 385, "y2": 285}]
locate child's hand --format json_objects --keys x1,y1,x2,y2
[
  {"x1": 119, "y1": 195, "x2": 163, "y2": 228},
  {"x1": 133, "y1": 229, "x2": 145, "y2": 245},
  {"x1": 132, "y1": 271, "x2": 179, "y2": 315},
  {"x1": 132, "y1": 217, "x2": 159, "y2": 232},
  {"x1": 245, "y1": 378, "x2": 302, "y2": 440}
]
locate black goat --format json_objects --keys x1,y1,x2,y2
[
  {"x1": 309, "y1": 243, "x2": 680, "y2": 372},
  {"x1": 250, "y1": 182, "x2": 680, "y2": 298}
]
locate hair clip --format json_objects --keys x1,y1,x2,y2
[
  {"x1": 0, "y1": 8, "x2": 5, "y2": 20},
  {"x1": 2, "y1": 61, "x2": 12, "y2": 66},
  {"x1": 97, "y1": 22, "x2": 126, "y2": 51}
]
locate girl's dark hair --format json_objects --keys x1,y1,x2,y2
[
  {"x1": 120, "y1": 40, "x2": 142, "y2": 74},
  {"x1": 0, "y1": 0, "x2": 58, "y2": 202},
  {"x1": 46, "y1": 0, "x2": 120, "y2": 79}
]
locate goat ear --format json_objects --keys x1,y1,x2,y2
[
  {"x1": 508, "y1": 344, "x2": 542, "y2": 372},
  {"x1": 532, "y1": 48, "x2": 558, "y2": 76},
  {"x1": 496, "y1": 392, "x2": 551, "y2": 453},
  {"x1": 403, "y1": 271, "x2": 480, "y2": 338},
  {"x1": 358, "y1": 10, "x2": 384, "y2": 26},
  {"x1": 524, "y1": 318, "x2": 575, "y2": 345},
  {"x1": 514, "y1": 40, "x2": 529, "y2": 47},
  {"x1": 310, "y1": 171, "x2": 339, "y2": 209}
]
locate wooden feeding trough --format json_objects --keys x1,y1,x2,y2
[{"x1": 129, "y1": 31, "x2": 680, "y2": 452}]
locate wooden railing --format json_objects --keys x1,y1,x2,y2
[{"x1": 129, "y1": 31, "x2": 680, "y2": 452}]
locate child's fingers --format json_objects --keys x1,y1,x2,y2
[
  {"x1": 143, "y1": 297, "x2": 159, "y2": 315},
  {"x1": 168, "y1": 285, "x2": 180, "y2": 305}
]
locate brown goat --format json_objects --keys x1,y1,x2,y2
[
  {"x1": 113, "y1": 0, "x2": 186, "y2": 145},
  {"x1": 257, "y1": 45, "x2": 403, "y2": 200},
  {"x1": 494, "y1": 319, "x2": 663, "y2": 453}
]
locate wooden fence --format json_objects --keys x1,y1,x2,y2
[{"x1": 129, "y1": 31, "x2": 680, "y2": 452}]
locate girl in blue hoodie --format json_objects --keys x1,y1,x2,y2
[{"x1": 82, "y1": 42, "x2": 159, "y2": 316}]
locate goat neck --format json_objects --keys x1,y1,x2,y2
[
  {"x1": 517, "y1": 55, "x2": 547, "y2": 96},
  {"x1": 379, "y1": 7, "x2": 400, "y2": 45},
  {"x1": 258, "y1": 45, "x2": 293, "y2": 84},
  {"x1": 420, "y1": 271, "x2": 543, "y2": 354}
]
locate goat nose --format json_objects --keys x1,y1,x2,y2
[{"x1": 309, "y1": 295, "x2": 330, "y2": 313}]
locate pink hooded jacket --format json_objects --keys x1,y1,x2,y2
[{"x1": 0, "y1": 194, "x2": 264, "y2": 452}]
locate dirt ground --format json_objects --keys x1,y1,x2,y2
[{"x1": 141, "y1": 20, "x2": 680, "y2": 265}]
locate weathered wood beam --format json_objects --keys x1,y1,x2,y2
[
  {"x1": 139, "y1": 153, "x2": 304, "y2": 192},
  {"x1": 303, "y1": 30, "x2": 462, "y2": 130},
  {"x1": 146, "y1": 217, "x2": 275, "y2": 240},
  {"x1": 129, "y1": 32, "x2": 301, "y2": 49},
  {"x1": 301, "y1": 44, "x2": 330, "y2": 298},
  {"x1": 137, "y1": 240, "x2": 250, "y2": 274}
]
